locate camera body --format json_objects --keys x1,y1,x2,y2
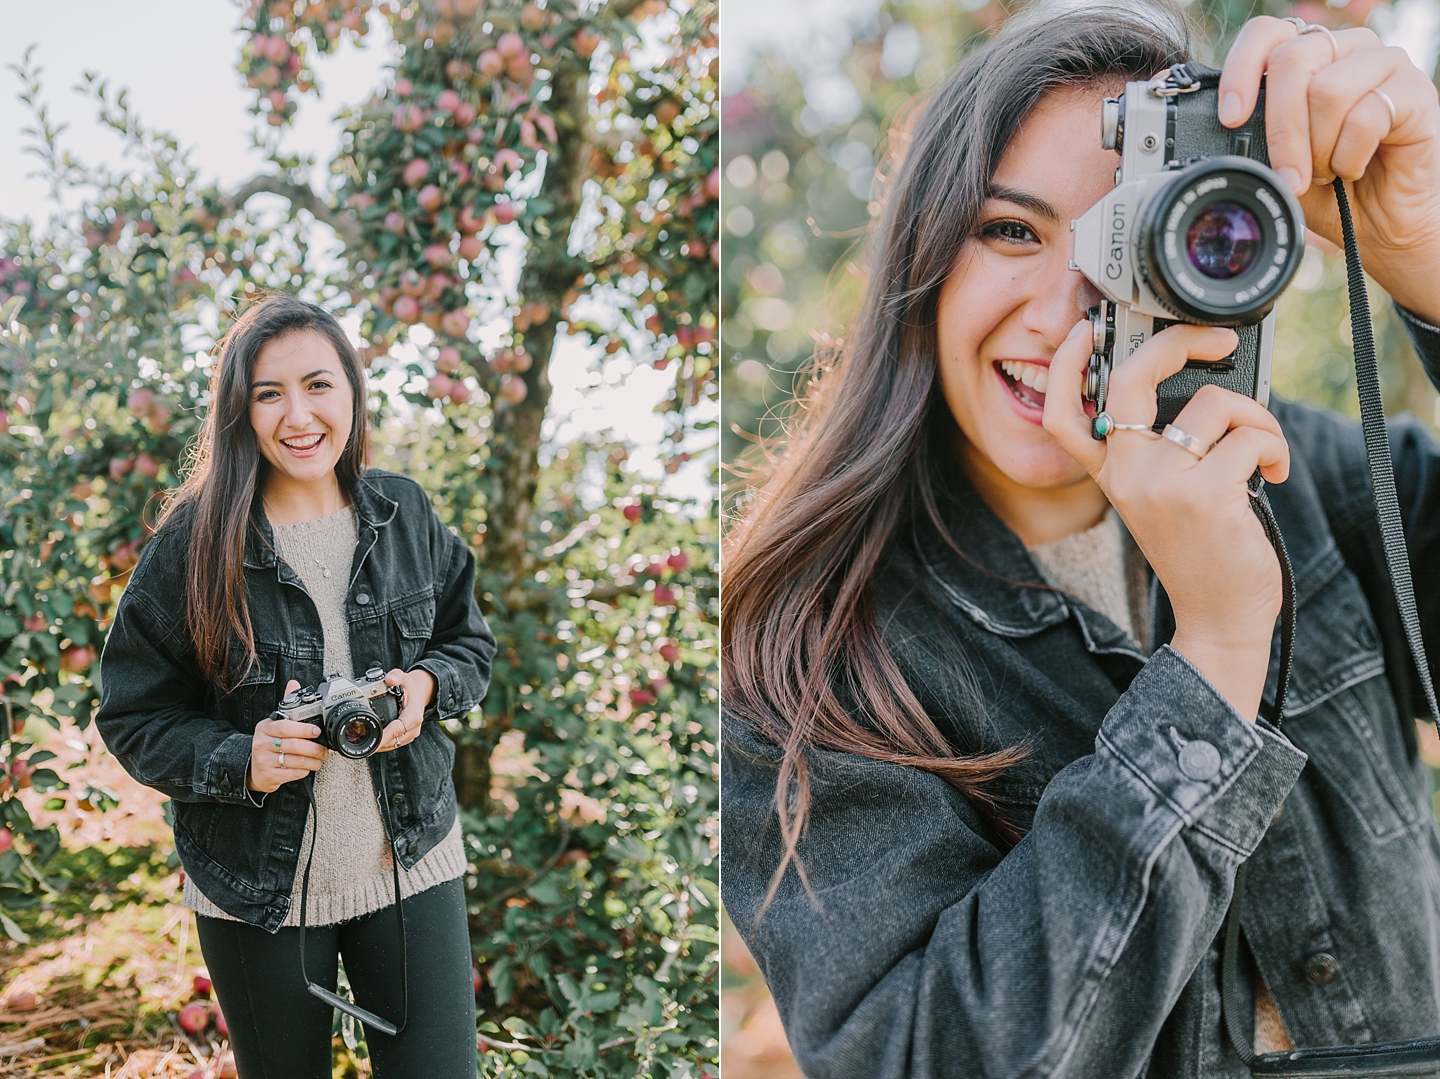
[
  {"x1": 1070, "y1": 62, "x2": 1306, "y2": 429},
  {"x1": 274, "y1": 667, "x2": 401, "y2": 759}
]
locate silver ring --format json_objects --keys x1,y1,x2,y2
[
  {"x1": 1092, "y1": 412, "x2": 1156, "y2": 439},
  {"x1": 1300, "y1": 22, "x2": 1339, "y2": 64},
  {"x1": 1371, "y1": 87, "x2": 1398, "y2": 133},
  {"x1": 278, "y1": 751, "x2": 286, "y2": 769},
  {"x1": 1163, "y1": 424, "x2": 1212, "y2": 460}
]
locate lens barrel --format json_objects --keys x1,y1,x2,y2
[
  {"x1": 322, "y1": 699, "x2": 384, "y2": 758},
  {"x1": 1135, "y1": 156, "x2": 1303, "y2": 325}
]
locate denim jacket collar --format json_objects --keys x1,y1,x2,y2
[
  {"x1": 909, "y1": 469, "x2": 1143, "y2": 660},
  {"x1": 242, "y1": 470, "x2": 400, "y2": 571}
]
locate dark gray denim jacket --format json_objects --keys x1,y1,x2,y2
[
  {"x1": 723, "y1": 307, "x2": 1440, "y2": 1078},
  {"x1": 95, "y1": 469, "x2": 495, "y2": 931}
]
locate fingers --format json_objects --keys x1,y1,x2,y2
[
  {"x1": 1201, "y1": 423, "x2": 1292, "y2": 486},
  {"x1": 375, "y1": 717, "x2": 421, "y2": 754},
  {"x1": 1104, "y1": 325, "x2": 1240, "y2": 422},
  {"x1": 1168, "y1": 383, "x2": 1291, "y2": 483},
  {"x1": 1042, "y1": 320, "x2": 1107, "y2": 473},
  {"x1": 256, "y1": 717, "x2": 323, "y2": 740}
]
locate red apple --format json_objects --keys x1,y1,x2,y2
[
  {"x1": 384, "y1": 211, "x2": 407, "y2": 235},
  {"x1": 403, "y1": 158, "x2": 431, "y2": 187},
  {"x1": 23, "y1": 613, "x2": 45, "y2": 633},
  {"x1": 109, "y1": 456, "x2": 134, "y2": 481},
  {"x1": 436, "y1": 89, "x2": 461, "y2": 113},
  {"x1": 653, "y1": 585, "x2": 676, "y2": 605},
  {"x1": 134, "y1": 453, "x2": 159, "y2": 479},
  {"x1": 437, "y1": 347, "x2": 462, "y2": 374},
  {"x1": 706, "y1": 166, "x2": 721, "y2": 200},
  {"x1": 659, "y1": 642, "x2": 680, "y2": 663},
  {"x1": 478, "y1": 49, "x2": 504, "y2": 78},
  {"x1": 209, "y1": 999, "x2": 228, "y2": 1036},
  {"x1": 126, "y1": 388, "x2": 154, "y2": 415},
  {"x1": 496, "y1": 148, "x2": 524, "y2": 173},
  {"x1": 441, "y1": 309, "x2": 470, "y2": 338},
  {"x1": 448, "y1": 381, "x2": 471, "y2": 405},
  {"x1": 667, "y1": 551, "x2": 689, "y2": 571},
  {"x1": 399, "y1": 268, "x2": 426, "y2": 296},
  {"x1": 574, "y1": 29, "x2": 601, "y2": 57},
  {"x1": 424, "y1": 244, "x2": 452, "y2": 269},
  {"x1": 458, "y1": 235, "x2": 484, "y2": 261},
  {"x1": 498, "y1": 374, "x2": 528, "y2": 404},
  {"x1": 623, "y1": 504, "x2": 642, "y2": 522},
  {"x1": 497, "y1": 31, "x2": 525, "y2": 58},
  {"x1": 393, "y1": 295, "x2": 421, "y2": 324},
  {"x1": 394, "y1": 78, "x2": 413, "y2": 98},
  {"x1": 5, "y1": 992, "x2": 37, "y2": 1013},
  {"x1": 193, "y1": 973, "x2": 212, "y2": 997},
  {"x1": 629, "y1": 687, "x2": 656, "y2": 706},
  {"x1": 0, "y1": 830, "x2": 14, "y2": 854},
  {"x1": 510, "y1": 349, "x2": 533, "y2": 373},
  {"x1": 178, "y1": 1001, "x2": 210, "y2": 1034},
  {"x1": 448, "y1": 160, "x2": 472, "y2": 185},
  {"x1": 521, "y1": 3, "x2": 547, "y2": 29},
  {"x1": 60, "y1": 646, "x2": 91, "y2": 673},
  {"x1": 454, "y1": 101, "x2": 477, "y2": 127},
  {"x1": 473, "y1": 966, "x2": 482, "y2": 996},
  {"x1": 492, "y1": 201, "x2": 518, "y2": 225},
  {"x1": 427, "y1": 374, "x2": 455, "y2": 400},
  {"x1": 418, "y1": 184, "x2": 444, "y2": 213},
  {"x1": 646, "y1": 561, "x2": 665, "y2": 577}
]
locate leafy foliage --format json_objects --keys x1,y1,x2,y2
[{"x1": 0, "y1": 0, "x2": 718, "y2": 1073}]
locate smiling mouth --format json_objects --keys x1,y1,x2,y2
[
  {"x1": 995, "y1": 360, "x2": 1048, "y2": 410},
  {"x1": 280, "y1": 434, "x2": 324, "y2": 451}
]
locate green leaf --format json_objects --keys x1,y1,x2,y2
[
  {"x1": 0, "y1": 295, "x2": 25, "y2": 324},
  {"x1": 0, "y1": 912, "x2": 29, "y2": 944},
  {"x1": 26, "y1": 751, "x2": 57, "y2": 766},
  {"x1": 42, "y1": 798, "x2": 64, "y2": 811}
]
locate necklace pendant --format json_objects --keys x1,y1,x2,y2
[{"x1": 322, "y1": 568, "x2": 332, "y2": 578}]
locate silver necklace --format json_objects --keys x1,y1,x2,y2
[{"x1": 312, "y1": 557, "x2": 332, "y2": 579}]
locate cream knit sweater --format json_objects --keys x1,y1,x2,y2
[{"x1": 184, "y1": 505, "x2": 466, "y2": 926}]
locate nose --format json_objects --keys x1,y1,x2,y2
[
  {"x1": 281, "y1": 390, "x2": 314, "y2": 430},
  {"x1": 1022, "y1": 241, "x2": 1102, "y2": 348}
]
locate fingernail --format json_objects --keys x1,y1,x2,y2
[
  {"x1": 1219, "y1": 92, "x2": 1243, "y2": 126},
  {"x1": 1277, "y1": 166, "x2": 1305, "y2": 194},
  {"x1": 1067, "y1": 320, "x2": 1088, "y2": 339},
  {"x1": 309, "y1": 726, "x2": 321, "y2": 737}
]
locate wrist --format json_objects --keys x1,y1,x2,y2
[{"x1": 1169, "y1": 632, "x2": 1271, "y2": 723}]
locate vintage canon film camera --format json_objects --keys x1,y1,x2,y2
[
  {"x1": 1070, "y1": 62, "x2": 1307, "y2": 430},
  {"x1": 273, "y1": 667, "x2": 402, "y2": 759}
]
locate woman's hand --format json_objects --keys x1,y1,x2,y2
[
  {"x1": 1045, "y1": 321, "x2": 1291, "y2": 721},
  {"x1": 375, "y1": 667, "x2": 435, "y2": 753},
  {"x1": 1219, "y1": 16, "x2": 1440, "y2": 322},
  {"x1": 248, "y1": 680, "x2": 327, "y2": 793}
]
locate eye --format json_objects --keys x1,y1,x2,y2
[
  {"x1": 254, "y1": 389, "x2": 280, "y2": 403},
  {"x1": 980, "y1": 219, "x2": 1039, "y2": 245},
  {"x1": 308, "y1": 379, "x2": 333, "y2": 390}
]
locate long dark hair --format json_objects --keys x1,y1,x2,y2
[
  {"x1": 160, "y1": 292, "x2": 370, "y2": 688},
  {"x1": 722, "y1": 7, "x2": 1191, "y2": 900}
]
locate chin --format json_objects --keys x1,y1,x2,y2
[{"x1": 992, "y1": 442, "x2": 1089, "y2": 491}]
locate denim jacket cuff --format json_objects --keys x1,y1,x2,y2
[
  {"x1": 1097, "y1": 645, "x2": 1308, "y2": 857},
  {"x1": 1396, "y1": 301, "x2": 1440, "y2": 380},
  {"x1": 204, "y1": 731, "x2": 266, "y2": 806},
  {"x1": 412, "y1": 655, "x2": 462, "y2": 720}
]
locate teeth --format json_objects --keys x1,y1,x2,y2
[
  {"x1": 999, "y1": 360, "x2": 1049, "y2": 395},
  {"x1": 282, "y1": 435, "x2": 322, "y2": 449}
]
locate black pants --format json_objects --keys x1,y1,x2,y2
[{"x1": 195, "y1": 878, "x2": 477, "y2": 1079}]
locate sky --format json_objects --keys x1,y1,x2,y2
[{"x1": 0, "y1": 0, "x2": 710, "y2": 503}]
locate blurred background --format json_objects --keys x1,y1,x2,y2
[{"x1": 719, "y1": 0, "x2": 1440, "y2": 1074}]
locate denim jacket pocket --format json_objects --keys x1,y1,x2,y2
[{"x1": 390, "y1": 594, "x2": 437, "y2": 670}]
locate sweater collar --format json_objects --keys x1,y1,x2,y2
[{"x1": 244, "y1": 470, "x2": 398, "y2": 570}]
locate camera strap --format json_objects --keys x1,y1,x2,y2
[
  {"x1": 296, "y1": 770, "x2": 409, "y2": 1037},
  {"x1": 1219, "y1": 179, "x2": 1440, "y2": 1075}
]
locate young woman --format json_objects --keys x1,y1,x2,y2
[
  {"x1": 722, "y1": 7, "x2": 1440, "y2": 1077},
  {"x1": 96, "y1": 293, "x2": 494, "y2": 1078}
]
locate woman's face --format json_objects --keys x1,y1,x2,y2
[
  {"x1": 248, "y1": 329, "x2": 354, "y2": 489},
  {"x1": 936, "y1": 86, "x2": 1120, "y2": 491}
]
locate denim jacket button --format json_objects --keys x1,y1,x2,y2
[
  {"x1": 356, "y1": 593, "x2": 371, "y2": 606},
  {"x1": 391, "y1": 792, "x2": 404, "y2": 806},
  {"x1": 1178, "y1": 739, "x2": 1221, "y2": 781},
  {"x1": 1303, "y1": 952, "x2": 1339, "y2": 985}
]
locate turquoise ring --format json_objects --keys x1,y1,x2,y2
[
  {"x1": 273, "y1": 739, "x2": 282, "y2": 747},
  {"x1": 1092, "y1": 412, "x2": 1154, "y2": 440}
]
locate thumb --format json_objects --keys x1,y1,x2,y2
[{"x1": 284, "y1": 679, "x2": 301, "y2": 694}]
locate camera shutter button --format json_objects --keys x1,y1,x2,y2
[{"x1": 1178, "y1": 739, "x2": 1221, "y2": 781}]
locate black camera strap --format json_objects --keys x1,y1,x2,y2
[
  {"x1": 1219, "y1": 179, "x2": 1440, "y2": 1074},
  {"x1": 296, "y1": 770, "x2": 409, "y2": 1037}
]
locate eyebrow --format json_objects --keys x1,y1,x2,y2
[
  {"x1": 985, "y1": 185, "x2": 1062, "y2": 223},
  {"x1": 250, "y1": 368, "x2": 336, "y2": 390}
]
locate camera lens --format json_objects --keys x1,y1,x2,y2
[
  {"x1": 1135, "y1": 156, "x2": 1304, "y2": 325},
  {"x1": 1186, "y1": 202, "x2": 1261, "y2": 280},
  {"x1": 322, "y1": 699, "x2": 382, "y2": 758}
]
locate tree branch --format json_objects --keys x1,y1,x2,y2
[{"x1": 226, "y1": 175, "x2": 361, "y2": 247}]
